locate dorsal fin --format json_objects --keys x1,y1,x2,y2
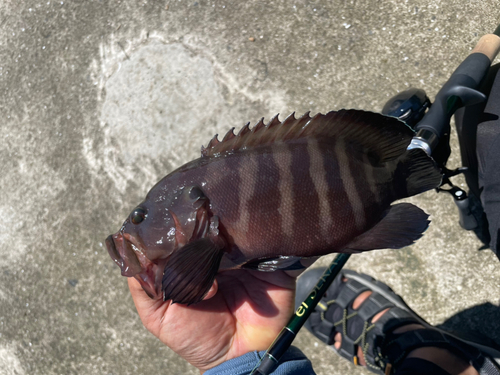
[
  {"x1": 200, "y1": 109, "x2": 415, "y2": 163},
  {"x1": 222, "y1": 127, "x2": 236, "y2": 142}
]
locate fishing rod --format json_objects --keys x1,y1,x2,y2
[
  {"x1": 409, "y1": 26, "x2": 500, "y2": 155},
  {"x1": 250, "y1": 23, "x2": 500, "y2": 375},
  {"x1": 250, "y1": 253, "x2": 351, "y2": 375}
]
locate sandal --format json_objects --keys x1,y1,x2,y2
[{"x1": 295, "y1": 268, "x2": 500, "y2": 374}]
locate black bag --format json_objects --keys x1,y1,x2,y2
[{"x1": 455, "y1": 63, "x2": 500, "y2": 259}]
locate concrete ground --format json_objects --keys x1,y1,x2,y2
[{"x1": 1, "y1": 1, "x2": 499, "y2": 374}]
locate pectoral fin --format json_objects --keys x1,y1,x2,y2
[
  {"x1": 344, "y1": 203, "x2": 430, "y2": 252},
  {"x1": 162, "y1": 238, "x2": 224, "y2": 305}
]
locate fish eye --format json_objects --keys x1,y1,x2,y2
[{"x1": 130, "y1": 207, "x2": 147, "y2": 225}]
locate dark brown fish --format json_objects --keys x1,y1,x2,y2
[{"x1": 106, "y1": 110, "x2": 442, "y2": 305}]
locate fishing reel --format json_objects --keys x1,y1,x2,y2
[
  {"x1": 382, "y1": 87, "x2": 452, "y2": 166},
  {"x1": 382, "y1": 88, "x2": 431, "y2": 128},
  {"x1": 382, "y1": 87, "x2": 453, "y2": 163},
  {"x1": 382, "y1": 88, "x2": 479, "y2": 231}
]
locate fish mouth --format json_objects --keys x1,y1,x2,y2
[{"x1": 105, "y1": 233, "x2": 165, "y2": 300}]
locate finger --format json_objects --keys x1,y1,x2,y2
[
  {"x1": 128, "y1": 277, "x2": 165, "y2": 309},
  {"x1": 202, "y1": 279, "x2": 218, "y2": 301},
  {"x1": 128, "y1": 277, "x2": 153, "y2": 305},
  {"x1": 128, "y1": 277, "x2": 164, "y2": 310},
  {"x1": 128, "y1": 277, "x2": 169, "y2": 337},
  {"x1": 128, "y1": 277, "x2": 154, "y2": 315}
]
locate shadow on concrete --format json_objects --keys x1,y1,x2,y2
[{"x1": 437, "y1": 302, "x2": 500, "y2": 348}]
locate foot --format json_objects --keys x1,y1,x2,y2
[
  {"x1": 332, "y1": 281, "x2": 477, "y2": 375},
  {"x1": 295, "y1": 268, "x2": 500, "y2": 375}
]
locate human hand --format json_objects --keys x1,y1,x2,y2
[{"x1": 128, "y1": 269, "x2": 296, "y2": 373}]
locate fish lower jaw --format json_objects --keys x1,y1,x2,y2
[{"x1": 106, "y1": 233, "x2": 164, "y2": 299}]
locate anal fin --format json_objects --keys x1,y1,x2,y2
[
  {"x1": 162, "y1": 238, "x2": 224, "y2": 305},
  {"x1": 344, "y1": 203, "x2": 430, "y2": 252}
]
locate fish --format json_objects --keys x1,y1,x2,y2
[{"x1": 106, "y1": 109, "x2": 442, "y2": 305}]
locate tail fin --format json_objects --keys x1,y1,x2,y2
[{"x1": 395, "y1": 148, "x2": 442, "y2": 199}]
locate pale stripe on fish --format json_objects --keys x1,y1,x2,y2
[
  {"x1": 235, "y1": 152, "x2": 260, "y2": 233},
  {"x1": 335, "y1": 139, "x2": 366, "y2": 230},
  {"x1": 307, "y1": 138, "x2": 333, "y2": 238},
  {"x1": 362, "y1": 153, "x2": 381, "y2": 207},
  {"x1": 273, "y1": 144, "x2": 295, "y2": 239}
]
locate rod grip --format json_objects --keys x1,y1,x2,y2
[{"x1": 471, "y1": 34, "x2": 500, "y2": 62}]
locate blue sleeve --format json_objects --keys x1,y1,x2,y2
[{"x1": 204, "y1": 346, "x2": 316, "y2": 375}]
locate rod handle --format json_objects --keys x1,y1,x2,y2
[{"x1": 471, "y1": 34, "x2": 500, "y2": 62}]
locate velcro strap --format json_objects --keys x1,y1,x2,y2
[
  {"x1": 375, "y1": 307, "x2": 423, "y2": 334},
  {"x1": 384, "y1": 329, "x2": 459, "y2": 365}
]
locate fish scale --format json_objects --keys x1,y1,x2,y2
[
  {"x1": 106, "y1": 109, "x2": 442, "y2": 305},
  {"x1": 274, "y1": 143, "x2": 294, "y2": 238}
]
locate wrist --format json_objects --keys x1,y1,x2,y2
[{"x1": 203, "y1": 346, "x2": 314, "y2": 375}]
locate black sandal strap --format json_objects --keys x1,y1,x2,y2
[
  {"x1": 335, "y1": 279, "x2": 370, "y2": 309},
  {"x1": 355, "y1": 307, "x2": 424, "y2": 370},
  {"x1": 376, "y1": 307, "x2": 424, "y2": 334},
  {"x1": 385, "y1": 329, "x2": 457, "y2": 366},
  {"x1": 357, "y1": 292, "x2": 394, "y2": 321},
  {"x1": 384, "y1": 329, "x2": 500, "y2": 375},
  {"x1": 338, "y1": 328, "x2": 359, "y2": 362},
  {"x1": 314, "y1": 318, "x2": 336, "y2": 344}
]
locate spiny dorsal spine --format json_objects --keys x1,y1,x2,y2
[
  {"x1": 200, "y1": 109, "x2": 415, "y2": 164},
  {"x1": 201, "y1": 112, "x2": 312, "y2": 157}
]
